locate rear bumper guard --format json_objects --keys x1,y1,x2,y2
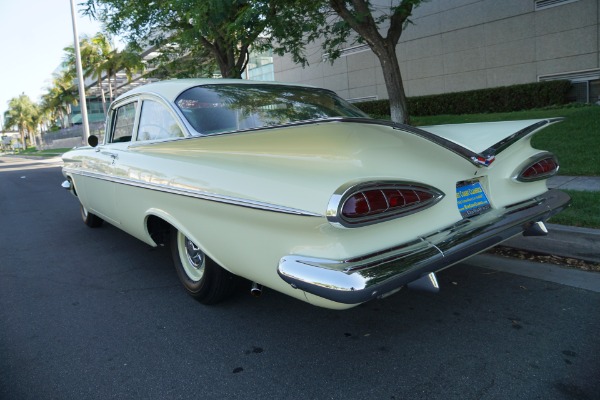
[{"x1": 277, "y1": 190, "x2": 571, "y2": 304}]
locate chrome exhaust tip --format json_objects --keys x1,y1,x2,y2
[
  {"x1": 523, "y1": 221, "x2": 548, "y2": 237},
  {"x1": 250, "y1": 282, "x2": 263, "y2": 297},
  {"x1": 406, "y1": 272, "x2": 440, "y2": 293}
]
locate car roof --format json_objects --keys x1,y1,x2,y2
[{"x1": 115, "y1": 78, "x2": 317, "y2": 103}]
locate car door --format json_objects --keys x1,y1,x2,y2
[
  {"x1": 110, "y1": 97, "x2": 186, "y2": 229},
  {"x1": 80, "y1": 99, "x2": 139, "y2": 225}
]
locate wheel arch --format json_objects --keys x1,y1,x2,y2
[
  {"x1": 62, "y1": 174, "x2": 79, "y2": 197},
  {"x1": 144, "y1": 209, "x2": 205, "y2": 252}
]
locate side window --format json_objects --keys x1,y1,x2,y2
[
  {"x1": 137, "y1": 100, "x2": 184, "y2": 141},
  {"x1": 111, "y1": 102, "x2": 137, "y2": 143}
]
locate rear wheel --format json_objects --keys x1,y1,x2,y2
[
  {"x1": 80, "y1": 204, "x2": 103, "y2": 228},
  {"x1": 170, "y1": 229, "x2": 237, "y2": 304}
]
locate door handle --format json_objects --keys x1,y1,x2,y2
[{"x1": 102, "y1": 151, "x2": 119, "y2": 160}]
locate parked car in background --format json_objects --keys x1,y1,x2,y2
[{"x1": 61, "y1": 79, "x2": 570, "y2": 310}]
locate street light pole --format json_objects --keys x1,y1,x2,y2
[{"x1": 69, "y1": 0, "x2": 90, "y2": 143}]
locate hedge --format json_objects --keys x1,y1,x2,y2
[{"x1": 354, "y1": 80, "x2": 572, "y2": 117}]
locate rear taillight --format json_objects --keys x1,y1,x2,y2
[
  {"x1": 514, "y1": 153, "x2": 559, "y2": 182},
  {"x1": 328, "y1": 182, "x2": 444, "y2": 228}
]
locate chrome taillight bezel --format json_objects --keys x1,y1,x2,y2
[
  {"x1": 513, "y1": 152, "x2": 559, "y2": 182},
  {"x1": 327, "y1": 181, "x2": 445, "y2": 228}
]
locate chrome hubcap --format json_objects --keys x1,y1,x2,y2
[
  {"x1": 179, "y1": 233, "x2": 205, "y2": 282},
  {"x1": 185, "y1": 238, "x2": 204, "y2": 268}
]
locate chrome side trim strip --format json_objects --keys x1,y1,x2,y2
[
  {"x1": 122, "y1": 117, "x2": 562, "y2": 169},
  {"x1": 481, "y1": 118, "x2": 564, "y2": 158},
  {"x1": 63, "y1": 167, "x2": 322, "y2": 217},
  {"x1": 318, "y1": 118, "x2": 489, "y2": 168},
  {"x1": 136, "y1": 117, "x2": 490, "y2": 167},
  {"x1": 278, "y1": 190, "x2": 571, "y2": 304}
]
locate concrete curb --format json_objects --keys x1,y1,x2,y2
[
  {"x1": 466, "y1": 254, "x2": 600, "y2": 293},
  {"x1": 548, "y1": 175, "x2": 600, "y2": 191},
  {"x1": 502, "y1": 177, "x2": 600, "y2": 263},
  {"x1": 504, "y1": 223, "x2": 600, "y2": 264}
]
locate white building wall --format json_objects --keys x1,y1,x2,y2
[{"x1": 273, "y1": 0, "x2": 600, "y2": 100}]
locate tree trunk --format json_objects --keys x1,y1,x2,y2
[
  {"x1": 29, "y1": 129, "x2": 37, "y2": 149},
  {"x1": 216, "y1": 56, "x2": 243, "y2": 79},
  {"x1": 98, "y1": 81, "x2": 107, "y2": 116},
  {"x1": 327, "y1": 0, "x2": 414, "y2": 124},
  {"x1": 373, "y1": 44, "x2": 409, "y2": 124},
  {"x1": 108, "y1": 74, "x2": 114, "y2": 103},
  {"x1": 19, "y1": 127, "x2": 26, "y2": 151},
  {"x1": 213, "y1": 45, "x2": 246, "y2": 79}
]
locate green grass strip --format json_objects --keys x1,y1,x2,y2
[{"x1": 549, "y1": 190, "x2": 600, "y2": 229}]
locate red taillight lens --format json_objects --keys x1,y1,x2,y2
[
  {"x1": 342, "y1": 192, "x2": 369, "y2": 217},
  {"x1": 340, "y1": 186, "x2": 442, "y2": 224},
  {"x1": 516, "y1": 154, "x2": 559, "y2": 182}
]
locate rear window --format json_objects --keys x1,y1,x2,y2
[{"x1": 175, "y1": 84, "x2": 368, "y2": 135}]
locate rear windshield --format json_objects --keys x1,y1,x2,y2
[{"x1": 175, "y1": 84, "x2": 368, "y2": 135}]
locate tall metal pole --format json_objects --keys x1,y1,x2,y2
[{"x1": 70, "y1": 0, "x2": 90, "y2": 142}]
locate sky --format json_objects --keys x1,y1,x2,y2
[{"x1": 0, "y1": 0, "x2": 105, "y2": 125}]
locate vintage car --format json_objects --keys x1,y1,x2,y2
[{"x1": 61, "y1": 79, "x2": 570, "y2": 310}]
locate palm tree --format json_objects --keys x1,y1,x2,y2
[
  {"x1": 103, "y1": 45, "x2": 145, "y2": 102},
  {"x1": 64, "y1": 33, "x2": 146, "y2": 115},
  {"x1": 41, "y1": 69, "x2": 79, "y2": 129},
  {"x1": 3, "y1": 94, "x2": 39, "y2": 150},
  {"x1": 82, "y1": 33, "x2": 113, "y2": 115},
  {"x1": 28, "y1": 103, "x2": 42, "y2": 148},
  {"x1": 64, "y1": 33, "x2": 113, "y2": 115}
]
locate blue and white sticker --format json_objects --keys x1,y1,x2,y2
[{"x1": 456, "y1": 181, "x2": 491, "y2": 217}]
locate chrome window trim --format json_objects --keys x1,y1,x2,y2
[
  {"x1": 109, "y1": 92, "x2": 197, "y2": 140},
  {"x1": 172, "y1": 84, "x2": 368, "y2": 136},
  {"x1": 511, "y1": 151, "x2": 560, "y2": 182},
  {"x1": 134, "y1": 96, "x2": 186, "y2": 141},
  {"x1": 64, "y1": 167, "x2": 322, "y2": 217},
  {"x1": 106, "y1": 98, "x2": 141, "y2": 144},
  {"x1": 327, "y1": 180, "x2": 445, "y2": 228}
]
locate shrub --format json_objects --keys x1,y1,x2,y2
[{"x1": 353, "y1": 80, "x2": 572, "y2": 117}]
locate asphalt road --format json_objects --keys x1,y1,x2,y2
[{"x1": 1, "y1": 156, "x2": 599, "y2": 400}]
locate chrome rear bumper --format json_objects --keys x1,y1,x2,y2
[{"x1": 277, "y1": 190, "x2": 571, "y2": 304}]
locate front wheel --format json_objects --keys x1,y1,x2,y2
[
  {"x1": 170, "y1": 229, "x2": 237, "y2": 304},
  {"x1": 80, "y1": 204, "x2": 103, "y2": 228}
]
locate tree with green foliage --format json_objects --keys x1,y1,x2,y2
[
  {"x1": 81, "y1": 33, "x2": 112, "y2": 114},
  {"x1": 3, "y1": 94, "x2": 39, "y2": 150},
  {"x1": 331, "y1": 0, "x2": 421, "y2": 124},
  {"x1": 41, "y1": 69, "x2": 79, "y2": 129},
  {"x1": 100, "y1": 44, "x2": 145, "y2": 102},
  {"x1": 64, "y1": 33, "x2": 145, "y2": 113},
  {"x1": 83, "y1": 0, "x2": 420, "y2": 123},
  {"x1": 63, "y1": 34, "x2": 110, "y2": 115},
  {"x1": 83, "y1": 0, "x2": 280, "y2": 79},
  {"x1": 277, "y1": 0, "x2": 423, "y2": 124}
]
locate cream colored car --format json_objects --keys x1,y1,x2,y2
[{"x1": 62, "y1": 79, "x2": 570, "y2": 310}]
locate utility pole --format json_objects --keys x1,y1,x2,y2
[{"x1": 70, "y1": 0, "x2": 90, "y2": 143}]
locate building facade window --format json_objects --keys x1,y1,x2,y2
[
  {"x1": 540, "y1": 69, "x2": 600, "y2": 103},
  {"x1": 534, "y1": 0, "x2": 580, "y2": 11}
]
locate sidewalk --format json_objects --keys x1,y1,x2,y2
[
  {"x1": 547, "y1": 175, "x2": 600, "y2": 191},
  {"x1": 504, "y1": 175, "x2": 600, "y2": 264}
]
